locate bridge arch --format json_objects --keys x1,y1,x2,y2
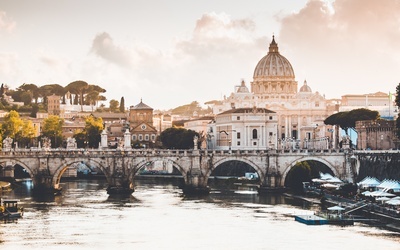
[
  {"x1": 281, "y1": 156, "x2": 339, "y2": 186},
  {"x1": 132, "y1": 157, "x2": 186, "y2": 180},
  {"x1": 210, "y1": 157, "x2": 264, "y2": 181},
  {"x1": 0, "y1": 159, "x2": 35, "y2": 180},
  {"x1": 52, "y1": 158, "x2": 111, "y2": 190}
]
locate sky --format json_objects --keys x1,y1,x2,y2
[{"x1": 0, "y1": 0, "x2": 399, "y2": 110}]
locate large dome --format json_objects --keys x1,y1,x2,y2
[{"x1": 253, "y1": 36, "x2": 295, "y2": 80}]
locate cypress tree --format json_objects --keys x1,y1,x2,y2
[{"x1": 120, "y1": 96, "x2": 125, "y2": 112}]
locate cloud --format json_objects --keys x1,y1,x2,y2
[
  {"x1": 175, "y1": 12, "x2": 265, "y2": 58},
  {"x1": 0, "y1": 52, "x2": 18, "y2": 79},
  {"x1": 90, "y1": 32, "x2": 133, "y2": 68},
  {"x1": 278, "y1": 0, "x2": 400, "y2": 97},
  {"x1": 0, "y1": 11, "x2": 16, "y2": 32}
]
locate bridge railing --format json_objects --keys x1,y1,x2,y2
[{"x1": 0, "y1": 147, "x2": 349, "y2": 157}]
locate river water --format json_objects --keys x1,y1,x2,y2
[{"x1": 1, "y1": 178, "x2": 399, "y2": 250}]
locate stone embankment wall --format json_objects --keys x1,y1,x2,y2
[{"x1": 357, "y1": 153, "x2": 400, "y2": 181}]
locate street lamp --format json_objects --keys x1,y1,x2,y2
[{"x1": 328, "y1": 128, "x2": 334, "y2": 149}]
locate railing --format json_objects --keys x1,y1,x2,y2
[{"x1": 0, "y1": 147, "x2": 347, "y2": 158}]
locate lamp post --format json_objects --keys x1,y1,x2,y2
[
  {"x1": 54, "y1": 131, "x2": 57, "y2": 148},
  {"x1": 328, "y1": 128, "x2": 334, "y2": 149}
]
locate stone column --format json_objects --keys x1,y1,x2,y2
[
  {"x1": 101, "y1": 130, "x2": 108, "y2": 148},
  {"x1": 124, "y1": 130, "x2": 131, "y2": 149}
]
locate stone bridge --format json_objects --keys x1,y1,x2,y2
[{"x1": 0, "y1": 148, "x2": 355, "y2": 195}]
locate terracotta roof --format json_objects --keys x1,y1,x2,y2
[{"x1": 130, "y1": 99, "x2": 153, "y2": 110}]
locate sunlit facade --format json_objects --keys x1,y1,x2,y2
[{"x1": 210, "y1": 36, "x2": 338, "y2": 149}]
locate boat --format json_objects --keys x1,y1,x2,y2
[
  {"x1": 0, "y1": 198, "x2": 23, "y2": 219},
  {"x1": 295, "y1": 214, "x2": 328, "y2": 225},
  {"x1": 295, "y1": 206, "x2": 354, "y2": 226},
  {"x1": 0, "y1": 181, "x2": 12, "y2": 192}
]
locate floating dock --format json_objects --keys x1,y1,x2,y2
[{"x1": 295, "y1": 215, "x2": 328, "y2": 225}]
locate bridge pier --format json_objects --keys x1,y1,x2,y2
[
  {"x1": 32, "y1": 172, "x2": 62, "y2": 195},
  {"x1": 106, "y1": 174, "x2": 134, "y2": 195},
  {"x1": 182, "y1": 170, "x2": 210, "y2": 195},
  {"x1": 258, "y1": 173, "x2": 286, "y2": 193}
]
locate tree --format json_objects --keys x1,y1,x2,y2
[
  {"x1": 30, "y1": 104, "x2": 39, "y2": 118},
  {"x1": 120, "y1": 96, "x2": 125, "y2": 112},
  {"x1": 109, "y1": 99, "x2": 119, "y2": 112},
  {"x1": 85, "y1": 85, "x2": 106, "y2": 108},
  {"x1": 324, "y1": 108, "x2": 379, "y2": 134},
  {"x1": 171, "y1": 101, "x2": 202, "y2": 116},
  {"x1": 1, "y1": 110, "x2": 24, "y2": 140},
  {"x1": 159, "y1": 127, "x2": 199, "y2": 149},
  {"x1": 0, "y1": 83, "x2": 4, "y2": 97},
  {"x1": 65, "y1": 80, "x2": 89, "y2": 111},
  {"x1": 18, "y1": 83, "x2": 39, "y2": 103},
  {"x1": 84, "y1": 115, "x2": 104, "y2": 148},
  {"x1": 41, "y1": 115, "x2": 64, "y2": 148},
  {"x1": 16, "y1": 120, "x2": 36, "y2": 148}
]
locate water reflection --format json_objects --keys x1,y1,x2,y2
[{"x1": 0, "y1": 178, "x2": 399, "y2": 250}]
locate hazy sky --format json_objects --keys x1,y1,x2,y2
[{"x1": 0, "y1": 0, "x2": 399, "y2": 110}]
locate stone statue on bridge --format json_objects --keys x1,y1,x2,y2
[
  {"x1": 2, "y1": 136, "x2": 13, "y2": 151},
  {"x1": 66, "y1": 137, "x2": 77, "y2": 150},
  {"x1": 193, "y1": 135, "x2": 198, "y2": 150},
  {"x1": 42, "y1": 137, "x2": 51, "y2": 150}
]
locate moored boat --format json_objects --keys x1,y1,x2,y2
[{"x1": 1, "y1": 198, "x2": 23, "y2": 219}]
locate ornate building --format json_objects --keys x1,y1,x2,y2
[
  {"x1": 210, "y1": 36, "x2": 338, "y2": 149},
  {"x1": 128, "y1": 99, "x2": 157, "y2": 148},
  {"x1": 207, "y1": 107, "x2": 278, "y2": 150}
]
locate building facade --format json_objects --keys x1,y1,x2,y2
[
  {"x1": 207, "y1": 107, "x2": 278, "y2": 150},
  {"x1": 339, "y1": 92, "x2": 397, "y2": 120},
  {"x1": 356, "y1": 120, "x2": 398, "y2": 150},
  {"x1": 210, "y1": 36, "x2": 337, "y2": 149},
  {"x1": 128, "y1": 99, "x2": 158, "y2": 148}
]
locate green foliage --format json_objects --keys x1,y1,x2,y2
[
  {"x1": 159, "y1": 127, "x2": 199, "y2": 149},
  {"x1": 30, "y1": 104, "x2": 39, "y2": 117},
  {"x1": 109, "y1": 99, "x2": 119, "y2": 112},
  {"x1": 65, "y1": 80, "x2": 89, "y2": 111},
  {"x1": 17, "y1": 120, "x2": 36, "y2": 147},
  {"x1": 84, "y1": 115, "x2": 104, "y2": 148},
  {"x1": 324, "y1": 108, "x2": 379, "y2": 134},
  {"x1": 41, "y1": 115, "x2": 64, "y2": 148},
  {"x1": 120, "y1": 96, "x2": 125, "y2": 112},
  {"x1": 171, "y1": 101, "x2": 202, "y2": 116},
  {"x1": 73, "y1": 130, "x2": 86, "y2": 148},
  {"x1": 1, "y1": 110, "x2": 36, "y2": 147},
  {"x1": 1, "y1": 110, "x2": 24, "y2": 139}
]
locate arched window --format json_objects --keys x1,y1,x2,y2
[{"x1": 252, "y1": 129, "x2": 258, "y2": 139}]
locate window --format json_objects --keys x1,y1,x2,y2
[
  {"x1": 139, "y1": 135, "x2": 143, "y2": 141},
  {"x1": 253, "y1": 141, "x2": 257, "y2": 146},
  {"x1": 252, "y1": 129, "x2": 258, "y2": 139},
  {"x1": 132, "y1": 135, "x2": 137, "y2": 141},
  {"x1": 269, "y1": 116, "x2": 273, "y2": 120},
  {"x1": 145, "y1": 134, "x2": 149, "y2": 141},
  {"x1": 237, "y1": 132, "x2": 241, "y2": 139},
  {"x1": 237, "y1": 141, "x2": 241, "y2": 146},
  {"x1": 151, "y1": 135, "x2": 156, "y2": 141},
  {"x1": 237, "y1": 116, "x2": 240, "y2": 120},
  {"x1": 269, "y1": 132, "x2": 273, "y2": 136}
]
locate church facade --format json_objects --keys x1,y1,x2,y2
[{"x1": 210, "y1": 36, "x2": 338, "y2": 150}]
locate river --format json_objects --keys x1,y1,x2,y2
[{"x1": 0, "y1": 178, "x2": 399, "y2": 250}]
